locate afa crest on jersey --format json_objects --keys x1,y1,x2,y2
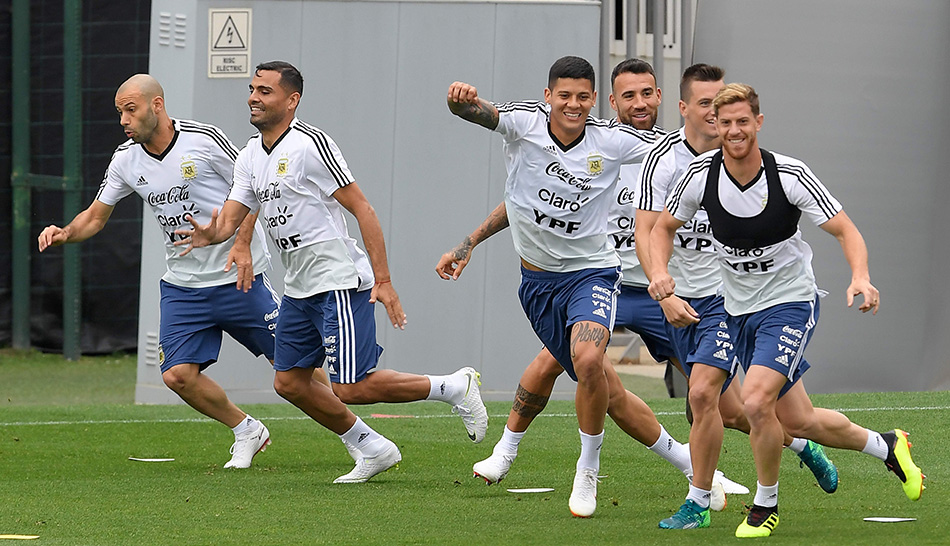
[
  {"x1": 277, "y1": 157, "x2": 290, "y2": 177},
  {"x1": 180, "y1": 160, "x2": 197, "y2": 180},
  {"x1": 587, "y1": 153, "x2": 604, "y2": 176}
]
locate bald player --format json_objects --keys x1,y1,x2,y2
[{"x1": 38, "y1": 74, "x2": 299, "y2": 469}]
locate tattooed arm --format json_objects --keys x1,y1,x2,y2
[
  {"x1": 447, "y1": 81, "x2": 499, "y2": 130},
  {"x1": 435, "y1": 201, "x2": 509, "y2": 280}
]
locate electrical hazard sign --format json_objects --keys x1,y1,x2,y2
[{"x1": 208, "y1": 9, "x2": 252, "y2": 78}]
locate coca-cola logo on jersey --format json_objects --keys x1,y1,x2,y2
[
  {"x1": 616, "y1": 186, "x2": 635, "y2": 205},
  {"x1": 545, "y1": 162, "x2": 592, "y2": 191},
  {"x1": 147, "y1": 185, "x2": 190, "y2": 207}
]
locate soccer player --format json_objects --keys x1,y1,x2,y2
[
  {"x1": 446, "y1": 56, "x2": 658, "y2": 517},
  {"x1": 636, "y1": 64, "x2": 838, "y2": 530},
  {"x1": 437, "y1": 59, "x2": 744, "y2": 509},
  {"x1": 649, "y1": 83, "x2": 924, "y2": 537},
  {"x1": 38, "y1": 74, "x2": 279, "y2": 469},
  {"x1": 176, "y1": 61, "x2": 488, "y2": 484}
]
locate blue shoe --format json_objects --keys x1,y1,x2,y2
[
  {"x1": 798, "y1": 440, "x2": 838, "y2": 493},
  {"x1": 659, "y1": 499, "x2": 710, "y2": 529}
]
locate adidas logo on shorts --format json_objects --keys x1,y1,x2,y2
[
  {"x1": 593, "y1": 308, "x2": 607, "y2": 318},
  {"x1": 775, "y1": 354, "x2": 789, "y2": 366},
  {"x1": 713, "y1": 349, "x2": 728, "y2": 360}
]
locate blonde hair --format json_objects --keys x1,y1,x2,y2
[{"x1": 713, "y1": 83, "x2": 759, "y2": 116}]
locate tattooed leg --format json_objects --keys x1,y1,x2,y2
[
  {"x1": 570, "y1": 321, "x2": 610, "y2": 435},
  {"x1": 506, "y1": 349, "x2": 564, "y2": 432}
]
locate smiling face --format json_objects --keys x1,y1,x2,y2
[
  {"x1": 248, "y1": 69, "x2": 298, "y2": 133},
  {"x1": 609, "y1": 71, "x2": 660, "y2": 130},
  {"x1": 544, "y1": 77, "x2": 596, "y2": 144},
  {"x1": 681, "y1": 79, "x2": 723, "y2": 144},
  {"x1": 716, "y1": 100, "x2": 763, "y2": 161},
  {"x1": 115, "y1": 88, "x2": 160, "y2": 145}
]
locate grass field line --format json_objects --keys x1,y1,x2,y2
[{"x1": 2, "y1": 404, "x2": 948, "y2": 427}]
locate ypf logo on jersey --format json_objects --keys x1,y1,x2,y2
[
  {"x1": 276, "y1": 156, "x2": 290, "y2": 177},
  {"x1": 180, "y1": 159, "x2": 198, "y2": 181},
  {"x1": 587, "y1": 153, "x2": 604, "y2": 176}
]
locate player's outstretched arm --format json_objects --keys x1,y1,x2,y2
[
  {"x1": 647, "y1": 209, "x2": 685, "y2": 302},
  {"x1": 820, "y1": 210, "x2": 880, "y2": 314},
  {"x1": 333, "y1": 182, "x2": 408, "y2": 330},
  {"x1": 225, "y1": 210, "x2": 262, "y2": 292},
  {"x1": 447, "y1": 81, "x2": 499, "y2": 130},
  {"x1": 38, "y1": 200, "x2": 115, "y2": 252},
  {"x1": 436, "y1": 201, "x2": 509, "y2": 280},
  {"x1": 634, "y1": 208, "x2": 661, "y2": 279},
  {"x1": 174, "y1": 200, "x2": 250, "y2": 256}
]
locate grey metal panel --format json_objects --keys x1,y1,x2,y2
[
  {"x1": 385, "y1": 2, "x2": 498, "y2": 382},
  {"x1": 693, "y1": 0, "x2": 950, "y2": 392}
]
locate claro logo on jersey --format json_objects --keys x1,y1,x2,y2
[
  {"x1": 545, "y1": 162, "x2": 592, "y2": 191},
  {"x1": 147, "y1": 185, "x2": 190, "y2": 206}
]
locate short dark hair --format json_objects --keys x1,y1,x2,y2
[
  {"x1": 679, "y1": 63, "x2": 725, "y2": 102},
  {"x1": 610, "y1": 58, "x2": 655, "y2": 88},
  {"x1": 255, "y1": 61, "x2": 304, "y2": 96},
  {"x1": 547, "y1": 56, "x2": 595, "y2": 90}
]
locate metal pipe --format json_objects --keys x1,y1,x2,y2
[
  {"x1": 62, "y1": 0, "x2": 84, "y2": 360},
  {"x1": 599, "y1": 0, "x2": 612, "y2": 118},
  {"x1": 626, "y1": 0, "x2": 639, "y2": 60},
  {"x1": 682, "y1": 0, "x2": 694, "y2": 67},
  {"x1": 651, "y1": 0, "x2": 665, "y2": 127},
  {"x1": 11, "y1": 0, "x2": 31, "y2": 350}
]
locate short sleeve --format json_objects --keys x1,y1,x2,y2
[
  {"x1": 227, "y1": 148, "x2": 260, "y2": 213},
  {"x1": 779, "y1": 159, "x2": 842, "y2": 226},
  {"x1": 304, "y1": 130, "x2": 356, "y2": 197},
  {"x1": 617, "y1": 125, "x2": 656, "y2": 165},
  {"x1": 666, "y1": 167, "x2": 705, "y2": 223},
  {"x1": 635, "y1": 141, "x2": 675, "y2": 212},
  {"x1": 493, "y1": 101, "x2": 543, "y2": 141},
  {"x1": 94, "y1": 151, "x2": 135, "y2": 206},
  {"x1": 205, "y1": 126, "x2": 240, "y2": 183}
]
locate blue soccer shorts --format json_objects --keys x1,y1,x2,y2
[
  {"x1": 666, "y1": 294, "x2": 739, "y2": 392},
  {"x1": 728, "y1": 296, "x2": 818, "y2": 398},
  {"x1": 158, "y1": 273, "x2": 279, "y2": 373},
  {"x1": 518, "y1": 266, "x2": 621, "y2": 381},
  {"x1": 273, "y1": 287, "x2": 383, "y2": 384},
  {"x1": 614, "y1": 284, "x2": 675, "y2": 363}
]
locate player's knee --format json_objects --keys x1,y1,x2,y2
[
  {"x1": 161, "y1": 365, "x2": 194, "y2": 392},
  {"x1": 331, "y1": 383, "x2": 364, "y2": 405},
  {"x1": 528, "y1": 355, "x2": 564, "y2": 383},
  {"x1": 273, "y1": 373, "x2": 303, "y2": 401},
  {"x1": 688, "y1": 383, "x2": 719, "y2": 413},
  {"x1": 742, "y1": 392, "x2": 776, "y2": 424},
  {"x1": 572, "y1": 355, "x2": 604, "y2": 385},
  {"x1": 721, "y1": 407, "x2": 750, "y2": 431}
]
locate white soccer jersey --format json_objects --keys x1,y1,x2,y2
[
  {"x1": 96, "y1": 119, "x2": 270, "y2": 288},
  {"x1": 227, "y1": 118, "x2": 374, "y2": 299},
  {"x1": 665, "y1": 150, "x2": 842, "y2": 315},
  {"x1": 607, "y1": 126, "x2": 666, "y2": 287},
  {"x1": 635, "y1": 128, "x2": 720, "y2": 298},
  {"x1": 494, "y1": 101, "x2": 656, "y2": 272}
]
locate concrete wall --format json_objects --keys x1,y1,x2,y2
[{"x1": 692, "y1": 0, "x2": 950, "y2": 392}]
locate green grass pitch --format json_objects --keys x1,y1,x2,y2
[{"x1": 0, "y1": 350, "x2": 946, "y2": 544}]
